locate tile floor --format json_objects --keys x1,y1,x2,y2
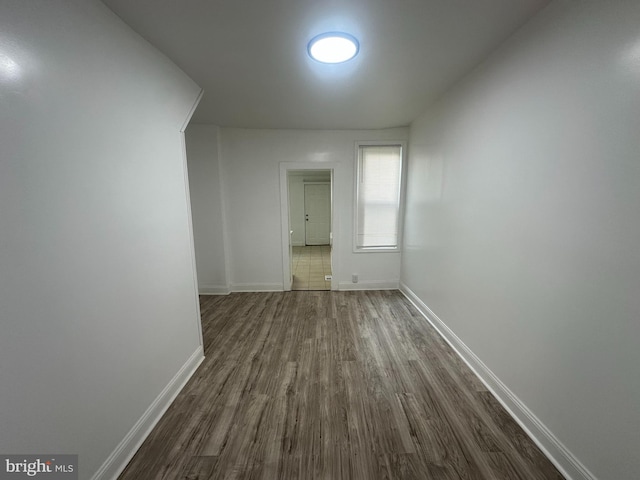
[{"x1": 291, "y1": 245, "x2": 332, "y2": 291}]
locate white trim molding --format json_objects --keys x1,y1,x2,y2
[
  {"x1": 231, "y1": 283, "x2": 284, "y2": 293},
  {"x1": 198, "y1": 284, "x2": 231, "y2": 295},
  {"x1": 180, "y1": 127, "x2": 205, "y2": 350},
  {"x1": 90, "y1": 346, "x2": 205, "y2": 480},
  {"x1": 399, "y1": 283, "x2": 596, "y2": 480},
  {"x1": 339, "y1": 280, "x2": 399, "y2": 291}
]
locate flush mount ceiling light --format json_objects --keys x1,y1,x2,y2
[{"x1": 307, "y1": 32, "x2": 359, "y2": 64}]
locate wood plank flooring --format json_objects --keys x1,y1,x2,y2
[{"x1": 118, "y1": 291, "x2": 564, "y2": 480}]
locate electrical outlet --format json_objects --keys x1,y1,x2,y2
[
  {"x1": 324, "y1": 275, "x2": 332, "y2": 281},
  {"x1": 352, "y1": 274, "x2": 358, "y2": 283}
]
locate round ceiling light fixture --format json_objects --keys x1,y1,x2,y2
[{"x1": 307, "y1": 32, "x2": 359, "y2": 64}]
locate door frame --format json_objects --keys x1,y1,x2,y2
[{"x1": 279, "y1": 162, "x2": 339, "y2": 291}]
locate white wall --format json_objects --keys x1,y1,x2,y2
[
  {"x1": 401, "y1": 1, "x2": 640, "y2": 479},
  {"x1": 218, "y1": 128, "x2": 408, "y2": 291},
  {"x1": 0, "y1": 1, "x2": 203, "y2": 479},
  {"x1": 185, "y1": 125, "x2": 229, "y2": 294}
]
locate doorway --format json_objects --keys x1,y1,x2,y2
[{"x1": 280, "y1": 166, "x2": 335, "y2": 291}]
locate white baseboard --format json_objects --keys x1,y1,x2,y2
[
  {"x1": 199, "y1": 284, "x2": 230, "y2": 295},
  {"x1": 90, "y1": 346, "x2": 205, "y2": 480},
  {"x1": 338, "y1": 280, "x2": 399, "y2": 291},
  {"x1": 230, "y1": 283, "x2": 283, "y2": 292},
  {"x1": 399, "y1": 283, "x2": 596, "y2": 480}
]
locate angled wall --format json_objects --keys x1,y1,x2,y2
[
  {"x1": 0, "y1": 1, "x2": 203, "y2": 478},
  {"x1": 401, "y1": 1, "x2": 640, "y2": 478},
  {"x1": 185, "y1": 124, "x2": 229, "y2": 294}
]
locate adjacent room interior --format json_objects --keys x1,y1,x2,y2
[
  {"x1": 288, "y1": 169, "x2": 333, "y2": 291},
  {"x1": 1, "y1": 1, "x2": 639, "y2": 480}
]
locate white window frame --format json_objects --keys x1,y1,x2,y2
[{"x1": 353, "y1": 140, "x2": 407, "y2": 253}]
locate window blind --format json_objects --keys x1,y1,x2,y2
[{"x1": 356, "y1": 145, "x2": 402, "y2": 249}]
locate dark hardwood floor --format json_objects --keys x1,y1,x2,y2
[{"x1": 118, "y1": 290, "x2": 564, "y2": 480}]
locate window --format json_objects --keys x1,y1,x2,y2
[{"x1": 354, "y1": 143, "x2": 404, "y2": 251}]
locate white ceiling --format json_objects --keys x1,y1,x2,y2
[{"x1": 101, "y1": 0, "x2": 550, "y2": 130}]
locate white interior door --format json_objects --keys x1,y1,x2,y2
[{"x1": 304, "y1": 183, "x2": 331, "y2": 245}]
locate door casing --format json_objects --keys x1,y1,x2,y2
[{"x1": 279, "y1": 162, "x2": 338, "y2": 291}]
